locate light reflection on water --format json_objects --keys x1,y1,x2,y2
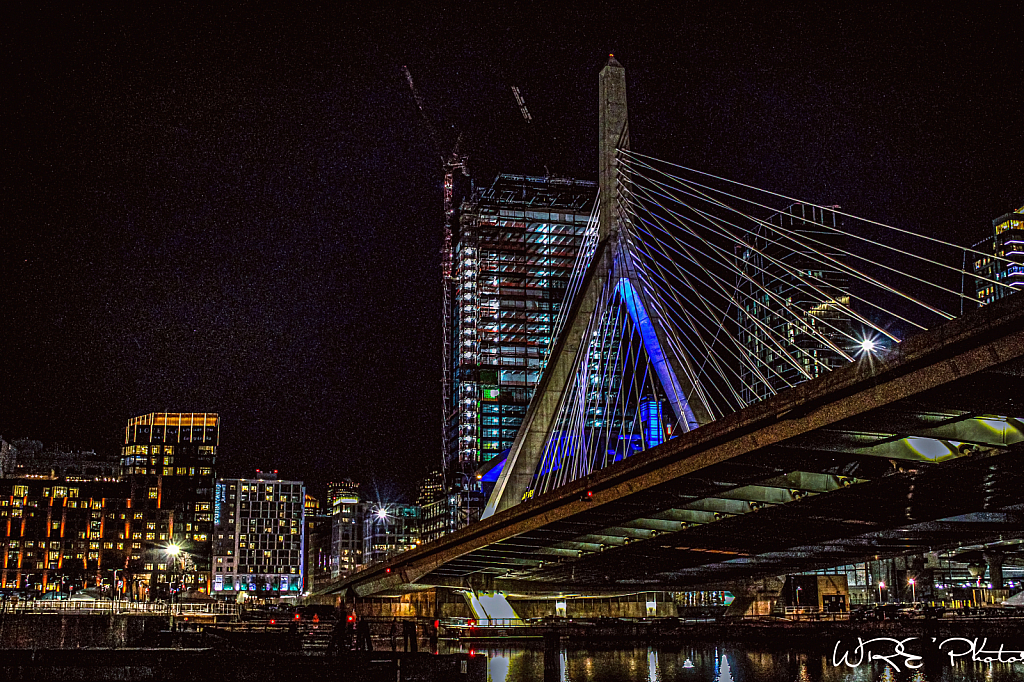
[{"x1": 443, "y1": 643, "x2": 1024, "y2": 681}]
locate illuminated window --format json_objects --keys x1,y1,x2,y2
[
  {"x1": 69, "y1": 488, "x2": 79, "y2": 498},
  {"x1": 12, "y1": 485, "x2": 28, "y2": 497},
  {"x1": 145, "y1": 533, "x2": 155, "y2": 540},
  {"x1": 144, "y1": 563, "x2": 153, "y2": 570},
  {"x1": 148, "y1": 488, "x2": 158, "y2": 499},
  {"x1": 146, "y1": 522, "x2": 156, "y2": 531},
  {"x1": 163, "y1": 468, "x2": 173, "y2": 476},
  {"x1": 158, "y1": 563, "x2": 167, "y2": 570},
  {"x1": 131, "y1": 542, "x2": 141, "y2": 549}
]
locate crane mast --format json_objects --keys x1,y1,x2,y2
[{"x1": 401, "y1": 67, "x2": 468, "y2": 483}]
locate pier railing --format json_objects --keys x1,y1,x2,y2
[{"x1": 3, "y1": 599, "x2": 239, "y2": 616}]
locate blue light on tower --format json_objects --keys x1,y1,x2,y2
[{"x1": 639, "y1": 398, "x2": 664, "y2": 449}]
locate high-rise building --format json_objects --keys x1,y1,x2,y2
[
  {"x1": 362, "y1": 504, "x2": 420, "y2": 565},
  {"x1": 121, "y1": 412, "x2": 218, "y2": 597},
  {"x1": 417, "y1": 469, "x2": 453, "y2": 544},
  {"x1": 211, "y1": 472, "x2": 305, "y2": 597},
  {"x1": 974, "y1": 205, "x2": 1024, "y2": 306},
  {"x1": 734, "y1": 204, "x2": 853, "y2": 405},
  {"x1": 326, "y1": 479, "x2": 360, "y2": 508},
  {"x1": 330, "y1": 485, "x2": 365, "y2": 578},
  {"x1": 303, "y1": 494, "x2": 332, "y2": 592},
  {"x1": 446, "y1": 174, "x2": 596, "y2": 525}
]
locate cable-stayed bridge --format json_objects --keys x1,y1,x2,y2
[{"x1": 319, "y1": 57, "x2": 1023, "y2": 598}]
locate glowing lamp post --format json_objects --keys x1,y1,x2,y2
[
  {"x1": 166, "y1": 544, "x2": 192, "y2": 604},
  {"x1": 878, "y1": 581, "x2": 886, "y2": 603},
  {"x1": 909, "y1": 578, "x2": 916, "y2": 604}
]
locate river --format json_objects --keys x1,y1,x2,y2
[{"x1": 442, "y1": 640, "x2": 1024, "y2": 681}]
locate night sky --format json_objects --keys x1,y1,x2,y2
[{"x1": 3, "y1": 5, "x2": 1022, "y2": 502}]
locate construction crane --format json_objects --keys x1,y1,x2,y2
[
  {"x1": 510, "y1": 83, "x2": 555, "y2": 176},
  {"x1": 511, "y1": 85, "x2": 533, "y2": 123},
  {"x1": 401, "y1": 66, "x2": 468, "y2": 485}
]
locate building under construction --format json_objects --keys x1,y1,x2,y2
[{"x1": 444, "y1": 174, "x2": 596, "y2": 527}]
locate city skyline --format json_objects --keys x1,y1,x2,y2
[{"x1": 2, "y1": 6, "x2": 1022, "y2": 501}]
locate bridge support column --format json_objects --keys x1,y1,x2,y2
[
  {"x1": 985, "y1": 551, "x2": 1005, "y2": 589},
  {"x1": 722, "y1": 576, "x2": 785, "y2": 618}
]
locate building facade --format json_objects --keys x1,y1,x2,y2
[
  {"x1": 330, "y1": 485, "x2": 365, "y2": 578},
  {"x1": 446, "y1": 174, "x2": 596, "y2": 525},
  {"x1": 974, "y1": 205, "x2": 1024, "y2": 306},
  {"x1": 362, "y1": 504, "x2": 420, "y2": 565},
  {"x1": 0, "y1": 479, "x2": 131, "y2": 595},
  {"x1": 734, "y1": 204, "x2": 853, "y2": 405},
  {"x1": 303, "y1": 494, "x2": 332, "y2": 592},
  {"x1": 121, "y1": 412, "x2": 218, "y2": 598},
  {"x1": 211, "y1": 472, "x2": 305, "y2": 598}
]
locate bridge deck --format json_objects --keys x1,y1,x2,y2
[{"x1": 321, "y1": 294, "x2": 1024, "y2": 596}]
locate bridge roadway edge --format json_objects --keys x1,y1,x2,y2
[{"x1": 318, "y1": 293, "x2": 1024, "y2": 598}]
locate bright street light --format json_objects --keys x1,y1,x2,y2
[{"x1": 859, "y1": 338, "x2": 878, "y2": 354}]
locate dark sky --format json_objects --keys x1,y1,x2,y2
[{"x1": 2, "y1": 5, "x2": 1022, "y2": 502}]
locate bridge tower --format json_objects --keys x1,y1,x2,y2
[{"x1": 483, "y1": 56, "x2": 707, "y2": 517}]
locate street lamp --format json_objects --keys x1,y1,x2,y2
[
  {"x1": 878, "y1": 581, "x2": 886, "y2": 603},
  {"x1": 165, "y1": 544, "x2": 192, "y2": 604},
  {"x1": 908, "y1": 578, "x2": 917, "y2": 604}
]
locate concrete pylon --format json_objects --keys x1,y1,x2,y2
[
  {"x1": 482, "y1": 55, "x2": 708, "y2": 517},
  {"x1": 985, "y1": 551, "x2": 1005, "y2": 589},
  {"x1": 599, "y1": 54, "x2": 628, "y2": 243},
  {"x1": 482, "y1": 56, "x2": 630, "y2": 518}
]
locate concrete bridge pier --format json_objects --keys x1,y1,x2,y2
[
  {"x1": 722, "y1": 577, "x2": 785, "y2": 617},
  {"x1": 985, "y1": 551, "x2": 1005, "y2": 589}
]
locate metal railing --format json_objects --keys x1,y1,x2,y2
[{"x1": 3, "y1": 599, "x2": 239, "y2": 616}]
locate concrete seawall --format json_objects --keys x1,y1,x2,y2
[
  {"x1": 0, "y1": 613, "x2": 168, "y2": 649},
  {"x1": 0, "y1": 649, "x2": 486, "y2": 682}
]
